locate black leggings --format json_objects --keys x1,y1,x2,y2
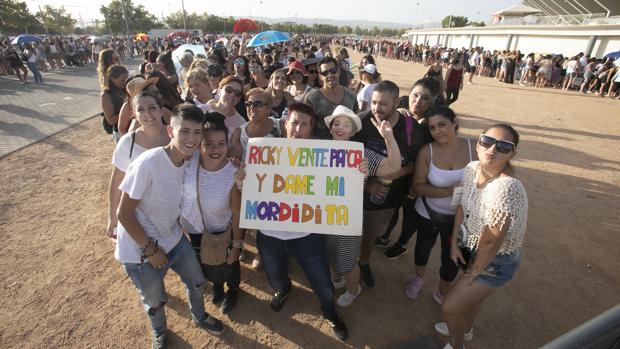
[
  {"x1": 189, "y1": 233, "x2": 241, "y2": 289},
  {"x1": 446, "y1": 86, "x2": 460, "y2": 105},
  {"x1": 413, "y1": 210, "x2": 459, "y2": 282}
]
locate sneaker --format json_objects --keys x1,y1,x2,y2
[
  {"x1": 434, "y1": 321, "x2": 474, "y2": 342},
  {"x1": 325, "y1": 316, "x2": 348, "y2": 341},
  {"x1": 384, "y1": 243, "x2": 408, "y2": 259},
  {"x1": 337, "y1": 284, "x2": 362, "y2": 307},
  {"x1": 152, "y1": 331, "x2": 168, "y2": 349},
  {"x1": 405, "y1": 277, "x2": 424, "y2": 300},
  {"x1": 270, "y1": 288, "x2": 290, "y2": 312},
  {"x1": 212, "y1": 283, "x2": 224, "y2": 304},
  {"x1": 433, "y1": 291, "x2": 445, "y2": 305},
  {"x1": 374, "y1": 237, "x2": 390, "y2": 248},
  {"x1": 194, "y1": 314, "x2": 225, "y2": 336},
  {"x1": 220, "y1": 288, "x2": 239, "y2": 314},
  {"x1": 359, "y1": 263, "x2": 375, "y2": 288},
  {"x1": 332, "y1": 278, "x2": 347, "y2": 290}
]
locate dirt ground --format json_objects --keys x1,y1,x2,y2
[{"x1": 1, "y1": 50, "x2": 619, "y2": 349}]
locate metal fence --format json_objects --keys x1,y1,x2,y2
[{"x1": 541, "y1": 304, "x2": 620, "y2": 349}]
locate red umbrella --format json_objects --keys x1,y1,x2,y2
[{"x1": 233, "y1": 19, "x2": 258, "y2": 33}]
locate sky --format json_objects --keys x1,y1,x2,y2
[{"x1": 24, "y1": 0, "x2": 519, "y2": 27}]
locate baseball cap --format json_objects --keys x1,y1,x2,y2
[
  {"x1": 361, "y1": 64, "x2": 377, "y2": 75},
  {"x1": 287, "y1": 61, "x2": 307, "y2": 75}
]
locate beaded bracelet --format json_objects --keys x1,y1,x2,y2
[{"x1": 140, "y1": 239, "x2": 159, "y2": 259}]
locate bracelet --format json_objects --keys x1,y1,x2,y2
[
  {"x1": 140, "y1": 238, "x2": 159, "y2": 258},
  {"x1": 232, "y1": 240, "x2": 244, "y2": 249}
]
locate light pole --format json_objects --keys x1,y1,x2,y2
[
  {"x1": 260, "y1": 1, "x2": 264, "y2": 31},
  {"x1": 119, "y1": 0, "x2": 134, "y2": 58},
  {"x1": 180, "y1": 0, "x2": 187, "y2": 31}
]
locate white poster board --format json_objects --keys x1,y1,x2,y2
[{"x1": 240, "y1": 138, "x2": 364, "y2": 236}]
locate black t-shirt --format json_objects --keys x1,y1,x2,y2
[{"x1": 352, "y1": 110, "x2": 430, "y2": 210}]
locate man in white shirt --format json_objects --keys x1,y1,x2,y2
[
  {"x1": 116, "y1": 104, "x2": 224, "y2": 348},
  {"x1": 254, "y1": 102, "x2": 348, "y2": 341}
]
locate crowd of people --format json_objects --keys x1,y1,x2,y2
[
  {"x1": 342, "y1": 38, "x2": 620, "y2": 99},
  {"x1": 95, "y1": 33, "x2": 529, "y2": 349}
]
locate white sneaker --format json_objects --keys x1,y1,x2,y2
[
  {"x1": 337, "y1": 284, "x2": 362, "y2": 307},
  {"x1": 332, "y1": 278, "x2": 347, "y2": 290},
  {"x1": 434, "y1": 322, "x2": 474, "y2": 342},
  {"x1": 442, "y1": 342, "x2": 465, "y2": 349}
]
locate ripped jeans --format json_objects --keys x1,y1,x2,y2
[{"x1": 123, "y1": 236, "x2": 207, "y2": 336}]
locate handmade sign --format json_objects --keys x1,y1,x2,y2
[{"x1": 240, "y1": 138, "x2": 364, "y2": 236}]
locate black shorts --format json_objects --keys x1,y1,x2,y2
[{"x1": 468, "y1": 65, "x2": 477, "y2": 74}]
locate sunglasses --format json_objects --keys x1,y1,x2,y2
[
  {"x1": 307, "y1": 69, "x2": 318, "y2": 74},
  {"x1": 233, "y1": 59, "x2": 245, "y2": 65},
  {"x1": 224, "y1": 85, "x2": 243, "y2": 97},
  {"x1": 320, "y1": 68, "x2": 339, "y2": 77},
  {"x1": 245, "y1": 100, "x2": 266, "y2": 109},
  {"x1": 250, "y1": 66, "x2": 263, "y2": 72},
  {"x1": 478, "y1": 135, "x2": 516, "y2": 154}
]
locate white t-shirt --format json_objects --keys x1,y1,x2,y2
[
  {"x1": 114, "y1": 147, "x2": 186, "y2": 264},
  {"x1": 111, "y1": 132, "x2": 146, "y2": 172},
  {"x1": 357, "y1": 83, "x2": 377, "y2": 112}
]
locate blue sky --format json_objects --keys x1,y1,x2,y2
[{"x1": 25, "y1": 0, "x2": 519, "y2": 26}]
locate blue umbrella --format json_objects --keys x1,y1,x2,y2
[
  {"x1": 11, "y1": 34, "x2": 41, "y2": 45},
  {"x1": 604, "y1": 51, "x2": 620, "y2": 59},
  {"x1": 246, "y1": 30, "x2": 290, "y2": 47}
]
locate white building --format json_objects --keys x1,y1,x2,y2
[{"x1": 403, "y1": 2, "x2": 620, "y2": 58}]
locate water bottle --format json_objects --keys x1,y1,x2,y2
[{"x1": 369, "y1": 177, "x2": 392, "y2": 205}]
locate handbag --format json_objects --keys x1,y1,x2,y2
[
  {"x1": 421, "y1": 197, "x2": 455, "y2": 234},
  {"x1": 195, "y1": 163, "x2": 231, "y2": 266}
]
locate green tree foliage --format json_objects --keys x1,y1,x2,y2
[
  {"x1": 441, "y1": 15, "x2": 469, "y2": 28},
  {"x1": 99, "y1": 0, "x2": 160, "y2": 35},
  {"x1": 37, "y1": 5, "x2": 76, "y2": 34},
  {"x1": 0, "y1": 0, "x2": 42, "y2": 34}
]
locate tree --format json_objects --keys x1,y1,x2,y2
[
  {"x1": 37, "y1": 5, "x2": 75, "y2": 35},
  {"x1": 100, "y1": 0, "x2": 160, "y2": 35},
  {"x1": 0, "y1": 0, "x2": 42, "y2": 34},
  {"x1": 441, "y1": 15, "x2": 469, "y2": 28}
]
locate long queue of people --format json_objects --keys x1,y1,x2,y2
[
  {"x1": 341, "y1": 38, "x2": 620, "y2": 100},
  {"x1": 99, "y1": 36, "x2": 529, "y2": 349}
]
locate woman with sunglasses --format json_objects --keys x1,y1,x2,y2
[
  {"x1": 230, "y1": 88, "x2": 283, "y2": 270},
  {"x1": 204, "y1": 76, "x2": 246, "y2": 143},
  {"x1": 232, "y1": 56, "x2": 251, "y2": 85},
  {"x1": 435, "y1": 124, "x2": 527, "y2": 349},
  {"x1": 405, "y1": 106, "x2": 475, "y2": 305},
  {"x1": 230, "y1": 88, "x2": 283, "y2": 161},
  {"x1": 302, "y1": 58, "x2": 321, "y2": 88},
  {"x1": 245, "y1": 59, "x2": 270, "y2": 93},
  {"x1": 267, "y1": 69, "x2": 293, "y2": 119},
  {"x1": 285, "y1": 61, "x2": 311, "y2": 102}
]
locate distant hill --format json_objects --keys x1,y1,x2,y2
[{"x1": 248, "y1": 16, "x2": 412, "y2": 30}]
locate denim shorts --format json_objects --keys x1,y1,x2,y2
[{"x1": 475, "y1": 250, "x2": 521, "y2": 288}]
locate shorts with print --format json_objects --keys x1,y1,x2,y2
[{"x1": 474, "y1": 250, "x2": 520, "y2": 288}]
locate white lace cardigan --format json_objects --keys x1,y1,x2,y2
[{"x1": 461, "y1": 161, "x2": 528, "y2": 254}]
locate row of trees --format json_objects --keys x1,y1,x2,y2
[
  {"x1": 1, "y1": 0, "x2": 407, "y2": 37},
  {"x1": 441, "y1": 15, "x2": 485, "y2": 28}
]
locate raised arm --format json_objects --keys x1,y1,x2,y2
[{"x1": 371, "y1": 119, "x2": 402, "y2": 177}]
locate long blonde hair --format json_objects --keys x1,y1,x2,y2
[{"x1": 97, "y1": 49, "x2": 118, "y2": 91}]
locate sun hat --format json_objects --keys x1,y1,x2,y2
[
  {"x1": 324, "y1": 105, "x2": 362, "y2": 134},
  {"x1": 361, "y1": 64, "x2": 377, "y2": 75},
  {"x1": 287, "y1": 61, "x2": 307, "y2": 75},
  {"x1": 127, "y1": 76, "x2": 159, "y2": 98}
]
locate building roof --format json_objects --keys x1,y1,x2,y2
[{"x1": 495, "y1": 4, "x2": 544, "y2": 16}]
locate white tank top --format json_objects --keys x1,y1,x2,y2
[
  {"x1": 239, "y1": 118, "x2": 282, "y2": 161},
  {"x1": 415, "y1": 139, "x2": 472, "y2": 218}
]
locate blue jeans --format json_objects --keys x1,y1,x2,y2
[
  {"x1": 256, "y1": 232, "x2": 337, "y2": 319},
  {"x1": 26, "y1": 62, "x2": 43, "y2": 83},
  {"x1": 123, "y1": 236, "x2": 207, "y2": 336}
]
